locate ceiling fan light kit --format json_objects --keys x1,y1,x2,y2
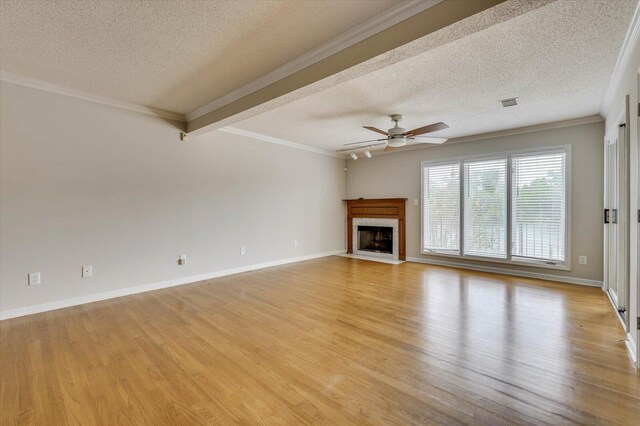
[
  {"x1": 387, "y1": 137, "x2": 407, "y2": 148},
  {"x1": 340, "y1": 114, "x2": 449, "y2": 156}
]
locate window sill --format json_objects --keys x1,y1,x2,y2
[{"x1": 420, "y1": 250, "x2": 571, "y2": 271}]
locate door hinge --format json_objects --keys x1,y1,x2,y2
[
  {"x1": 604, "y1": 209, "x2": 617, "y2": 224},
  {"x1": 638, "y1": 210, "x2": 640, "y2": 223},
  {"x1": 637, "y1": 316, "x2": 640, "y2": 330}
]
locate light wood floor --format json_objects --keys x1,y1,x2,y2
[{"x1": 1, "y1": 257, "x2": 639, "y2": 425}]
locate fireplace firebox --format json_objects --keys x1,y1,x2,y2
[{"x1": 357, "y1": 226, "x2": 393, "y2": 254}]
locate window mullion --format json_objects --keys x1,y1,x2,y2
[
  {"x1": 506, "y1": 154, "x2": 513, "y2": 261},
  {"x1": 459, "y1": 161, "x2": 464, "y2": 256}
]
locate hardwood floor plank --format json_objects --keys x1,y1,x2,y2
[{"x1": 1, "y1": 257, "x2": 639, "y2": 425}]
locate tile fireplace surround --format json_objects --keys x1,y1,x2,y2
[
  {"x1": 353, "y1": 218, "x2": 399, "y2": 260},
  {"x1": 344, "y1": 198, "x2": 407, "y2": 260}
]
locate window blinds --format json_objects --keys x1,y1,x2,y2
[
  {"x1": 464, "y1": 158, "x2": 507, "y2": 258},
  {"x1": 423, "y1": 163, "x2": 460, "y2": 252},
  {"x1": 511, "y1": 152, "x2": 566, "y2": 262}
]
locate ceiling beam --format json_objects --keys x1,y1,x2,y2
[{"x1": 187, "y1": 0, "x2": 506, "y2": 135}]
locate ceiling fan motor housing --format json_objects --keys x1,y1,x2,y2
[
  {"x1": 388, "y1": 126, "x2": 406, "y2": 136},
  {"x1": 388, "y1": 114, "x2": 405, "y2": 133},
  {"x1": 387, "y1": 114, "x2": 406, "y2": 146}
]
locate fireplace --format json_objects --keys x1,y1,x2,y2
[
  {"x1": 345, "y1": 198, "x2": 407, "y2": 260},
  {"x1": 357, "y1": 226, "x2": 393, "y2": 254},
  {"x1": 352, "y1": 218, "x2": 399, "y2": 259}
]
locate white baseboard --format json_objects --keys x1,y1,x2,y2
[
  {"x1": 406, "y1": 256, "x2": 603, "y2": 287},
  {"x1": 604, "y1": 289, "x2": 629, "y2": 331},
  {"x1": 626, "y1": 332, "x2": 638, "y2": 366},
  {"x1": 0, "y1": 250, "x2": 346, "y2": 321}
]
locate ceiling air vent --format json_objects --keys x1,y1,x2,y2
[{"x1": 500, "y1": 97, "x2": 518, "y2": 107}]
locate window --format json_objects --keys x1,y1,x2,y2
[
  {"x1": 512, "y1": 152, "x2": 566, "y2": 263},
  {"x1": 423, "y1": 163, "x2": 460, "y2": 253},
  {"x1": 422, "y1": 147, "x2": 569, "y2": 268},
  {"x1": 464, "y1": 159, "x2": 507, "y2": 258}
]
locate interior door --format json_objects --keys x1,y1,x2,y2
[
  {"x1": 606, "y1": 135, "x2": 620, "y2": 307},
  {"x1": 604, "y1": 135, "x2": 619, "y2": 307},
  {"x1": 604, "y1": 113, "x2": 629, "y2": 326}
]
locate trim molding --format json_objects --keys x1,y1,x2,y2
[
  {"x1": 185, "y1": 0, "x2": 442, "y2": 122},
  {"x1": 371, "y1": 115, "x2": 604, "y2": 157},
  {"x1": 219, "y1": 126, "x2": 345, "y2": 158},
  {"x1": 625, "y1": 332, "x2": 638, "y2": 366},
  {"x1": 601, "y1": 0, "x2": 640, "y2": 116},
  {"x1": 406, "y1": 256, "x2": 603, "y2": 287},
  {"x1": 446, "y1": 115, "x2": 603, "y2": 145},
  {"x1": 0, "y1": 71, "x2": 186, "y2": 122},
  {"x1": 605, "y1": 288, "x2": 628, "y2": 331},
  {"x1": 0, "y1": 250, "x2": 345, "y2": 321}
]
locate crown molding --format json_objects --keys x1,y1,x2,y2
[
  {"x1": 368, "y1": 115, "x2": 604, "y2": 157},
  {"x1": 219, "y1": 126, "x2": 344, "y2": 159},
  {"x1": 445, "y1": 115, "x2": 603, "y2": 145},
  {"x1": 600, "y1": 0, "x2": 640, "y2": 116},
  {"x1": 0, "y1": 71, "x2": 186, "y2": 122},
  {"x1": 185, "y1": 0, "x2": 443, "y2": 122}
]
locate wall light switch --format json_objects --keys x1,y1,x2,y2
[
  {"x1": 294, "y1": 240, "x2": 298, "y2": 247},
  {"x1": 82, "y1": 265, "x2": 92, "y2": 277},
  {"x1": 413, "y1": 199, "x2": 419, "y2": 206},
  {"x1": 240, "y1": 246, "x2": 246, "y2": 255},
  {"x1": 579, "y1": 256, "x2": 587, "y2": 265},
  {"x1": 28, "y1": 272, "x2": 41, "y2": 286}
]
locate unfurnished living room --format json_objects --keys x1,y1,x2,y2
[{"x1": 1, "y1": 0, "x2": 640, "y2": 424}]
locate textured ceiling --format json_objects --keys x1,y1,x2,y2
[
  {"x1": 0, "y1": 0, "x2": 398, "y2": 114},
  {"x1": 232, "y1": 0, "x2": 637, "y2": 151}
]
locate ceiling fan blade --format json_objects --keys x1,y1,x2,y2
[
  {"x1": 363, "y1": 126, "x2": 389, "y2": 136},
  {"x1": 403, "y1": 122, "x2": 449, "y2": 137},
  {"x1": 343, "y1": 137, "x2": 389, "y2": 147},
  {"x1": 407, "y1": 136, "x2": 448, "y2": 145}
]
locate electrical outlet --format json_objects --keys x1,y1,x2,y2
[
  {"x1": 178, "y1": 254, "x2": 187, "y2": 265},
  {"x1": 240, "y1": 246, "x2": 246, "y2": 255},
  {"x1": 82, "y1": 265, "x2": 92, "y2": 277},
  {"x1": 28, "y1": 272, "x2": 41, "y2": 286},
  {"x1": 294, "y1": 240, "x2": 298, "y2": 247},
  {"x1": 579, "y1": 256, "x2": 587, "y2": 265}
]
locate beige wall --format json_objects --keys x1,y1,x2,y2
[
  {"x1": 0, "y1": 82, "x2": 346, "y2": 314},
  {"x1": 346, "y1": 121, "x2": 605, "y2": 283}
]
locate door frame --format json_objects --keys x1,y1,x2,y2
[{"x1": 604, "y1": 99, "x2": 630, "y2": 331}]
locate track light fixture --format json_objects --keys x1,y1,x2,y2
[
  {"x1": 350, "y1": 151, "x2": 358, "y2": 160},
  {"x1": 364, "y1": 149, "x2": 372, "y2": 159}
]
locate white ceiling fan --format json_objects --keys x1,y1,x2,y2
[{"x1": 339, "y1": 114, "x2": 449, "y2": 157}]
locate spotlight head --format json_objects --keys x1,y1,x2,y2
[
  {"x1": 364, "y1": 149, "x2": 372, "y2": 159},
  {"x1": 350, "y1": 152, "x2": 358, "y2": 160}
]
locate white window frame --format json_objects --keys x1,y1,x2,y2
[
  {"x1": 422, "y1": 160, "x2": 462, "y2": 254},
  {"x1": 421, "y1": 145, "x2": 571, "y2": 271}
]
